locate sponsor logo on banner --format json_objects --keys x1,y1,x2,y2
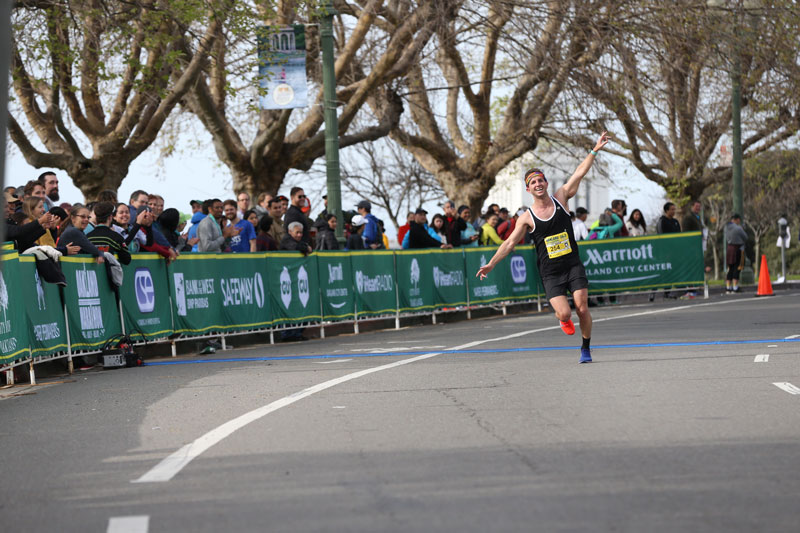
[
  {"x1": 325, "y1": 262, "x2": 348, "y2": 308},
  {"x1": 174, "y1": 273, "x2": 214, "y2": 316},
  {"x1": 433, "y1": 266, "x2": 464, "y2": 288},
  {"x1": 135, "y1": 268, "x2": 155, "y2": 313},
  {"x1": 410, "y1": 259, "x2": 420, "y2": 288},
  {"x1": 76, "y1": 267, "x2": 104, "y2": 338},
  {"x1": 298, "y1": 266, "x2": 310, "y2": 308},
  {"x1": 473, "y1": 254, "x2": 498, "y2": 298},
  {"x1": 583, "y1": 243, "x2": 669, "y2": 282},
  {"x1": 280, "y1": 267, "x2": 292, "y2": 308},
  {"x1": 34, "y1": 270, "x2": 46, "y2": 311},
  {"x1": 220, "y1": 273, "x2": 265, "y2": 309},
  {"x1": 0, "y1": 273, "x2": 16, "y2": 353},
  {"x1": 510, "y1": 256, "x2": 527, "y2": 284},
  {"x1": 355, "y1": 270, "x2": 393, "y2": 294}
]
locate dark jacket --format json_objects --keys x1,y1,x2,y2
[
  {"x1": 345, "y1": 232, "x2": 365, "y2": 251},
  {"x1": 315, "y1": 221, "x2": 340, "y2": 250},
  {"x1": 445, "y1": 216, "x2": 463, "y2": 247},
  {"x1": 409, "y1": 221, "x2": 443, "y2": 249},
  {"x1": 283, "y1": 205, "x2": 312, "y2": 246},
  {"x1": 681, "y1": 212, "x2": 703, "y2": 232},
  {"x1": 7, "y1": 218, "x2": 46, "y2": 252},
  {"x1": 57, "y1": 227, "x2": 102, "y2": 257},
  {"x1": 280, "y1": 234, "x2": 311, "y2": 255},
  {"x1": 87, "y1": 225, "x2": 132, "y2": 265},
  {"x1": 656, "y1": 216, "x2": 681, "y2": 234}
]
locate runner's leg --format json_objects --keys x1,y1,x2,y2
[
  {"x1": 549, "y1": 295, "x2": 572, "y2": 323},
  {"x1": 572, "y1": 288, "x2": 592, "y2": 339}
]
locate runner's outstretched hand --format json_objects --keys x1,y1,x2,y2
[
  {"x1": 476, "y1": 263, "x2": 494, "y2": 280},
  {"x1": 593, "y1": 131, "x2": 611, "y2": 152}
]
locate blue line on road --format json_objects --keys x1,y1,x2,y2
[{"x1": 144, "y1": 337, "x2": 800, "y2": 366}]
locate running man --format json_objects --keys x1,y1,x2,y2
[{"x1": 476, "y1": 132, "x2": 611, "y2": 363}]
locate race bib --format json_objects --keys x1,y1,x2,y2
[{"x1": 544, "y1": 231, "x2": 571, "y2": 258}]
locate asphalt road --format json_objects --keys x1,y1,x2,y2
[{"x1": 1, "y1": 291, "x2": 799, "y2": 532}]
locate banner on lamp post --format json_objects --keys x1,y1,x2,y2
[{"x1": 258, "y1": 25, "x2": 308, "y2": 110}]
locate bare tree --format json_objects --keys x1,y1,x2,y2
[
  {"x1": 561, "y1": 0, "x2": 800, "y2": 213},
  {"x1": 339, "y1": 138, "x2": 445, "y2": 231},
  {"x1": 8, "y1": 0, "x2": 226, "y2": 199},
  {"x1": 385, "y1": 0, "x2": 617, "y2": 214},
  {"x1": 181, "y1": 0, "x2": 458, "y2": 197},
  {"x1": 702, "y1": 183, "x2": 730, "y2": 279}
]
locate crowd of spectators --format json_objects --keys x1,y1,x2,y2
[{"x1": 5, "y1": 170, "x2": 707, "y2": 264}]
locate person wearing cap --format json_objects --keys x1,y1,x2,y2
[
  {"x1": 346, "y1": 214, "x2": 367, "y2": 250},
  {"x1": 477, "y1": 131, "x2": 611, "y2": 364},
  {"x1": 315, "y1": 194, "x2": 329, "y2": 224},
  {"x1": 407, "y1": 208, "x2": 452, "y2": 249},
  {"x1": 356, "y1": 200, "x2": 383, "y2": 249}
]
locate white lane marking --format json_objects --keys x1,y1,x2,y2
[
  {"x1": 754, "y1": 354, "x2": 769, "y2": 363},
  {"x1": 768, "y1": 345, "x2": 778, "y2": 348},
  {"x1": 107, "y1": 516, "x2": 149, "y2": 533},
  {"x1": 785, "y1": 335, "x2": 800, "y2": 339},
  {"x1": 314, "y1": 359, "x2": 353, "y2": 365},
  {"x1": 773, "y1": 382, "x2": 800, "y2": 395},
  {"x1": 332, "y1": 406, "x2": 346, "y2": 409},
  {"x1": 132, "y1": 296, "x2": 749, "y2": 483}
]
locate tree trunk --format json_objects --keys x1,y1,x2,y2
[{"x1": 68, "y1": 155, "x2": 132, "y2": 202}]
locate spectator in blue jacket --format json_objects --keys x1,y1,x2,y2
[{"x1": 356, "y1": 200, "x2": 383, "y2": 249}]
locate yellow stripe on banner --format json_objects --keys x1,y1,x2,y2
[
  {"x1": 315, "y1": 252, "x2": 351, "y2": 258},
  {"x1": 578, "y1": 231, "x2": 702, "y2": 246},
  {"x1": 356, "y1": 308, "x2": 396, "y2": 316},
  {"x1": 346, "y1": 250, "x2": 394, "y2": 258},
  {"x1": 399, "y1": 304, "x2": 436, "y2": 312},
  {"x1": 130, "y1": 253, "x2": 170, "y2": 261},
  {"x1": 0, "y1": 251, "x2": 20, "y2": 261},
  {"x1": 322, "y1": 312, "x2": 356, "y2": 320},
  {"x1": 127, "y1": 329, "x2": 174, "y2": 338},
  {"x1": 0, "y1": 347, "x2": 31, "y2": 362},
  {"x1": 173, "y1": 321, "x2": 276, "y2": 334},
  {"x1": 60, "y1": 255, "x2": 99, "y2": 264},
  {"x1": 18, "y1": 255, "x2": 35, "y2": 263},
  {"x1": 31, "y1": 344, "x2": 69, "y2": 355},
  {"x1": 175, "y1": 253, "x2": 269, "y2": 261},
  {"x1": 2, "y1": 241, "x2": 14, "y2": 251},
  {"x1": 264, "y1": 252, "x2": 305, "y2": 259}
]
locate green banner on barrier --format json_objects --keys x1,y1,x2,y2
[
  {"x1": 579, "y1": 232, "x2": 704, "y2": 293},
  {"x1": 432, "y1": 249, "x2": 468, "y2": 309},
  {"x1": 316, "y1": 252, "x2": 355, "y2": 321},
  {"x1": 464, "y1": 246, "x2": 510, "y2": 305},
  {"x1": 396, "y1": 250, "x2": 435, "y2": 312},
  {"x1": 170, "y1": 254, "x2": 272, "y2": 334},
  {"x1": 61, "y1": 256, "x2": 122, "y2": 350},
  {"x1": 19, "y1": 257, "x2": 68, "y2": 357},
  {"x1": 120, "y1": 255, "x2": 174, "y2": 340},
  {"x1": 0, "y1": 253, "x2": 31, "y2": 363},
  {"x1": 350, "y1": 251, "x2": 397, "y2": 317},
  {"x1": 267, "y1": 252, "x2": 320, "y2": 325},
  {"x1": 506, "y1": 245, "x2": 543, "y2": 301}
]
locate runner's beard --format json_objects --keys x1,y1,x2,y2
[{"x1": 48, "y1": 190, "x2": 60, "y2": 202}]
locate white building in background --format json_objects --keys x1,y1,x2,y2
[{"x1": 483, "y1": 148, "x2": 611, "y2": 222}]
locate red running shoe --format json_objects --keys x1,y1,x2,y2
[{"x1": 560, "y1": 319, "x2": 575, "y2": 335}]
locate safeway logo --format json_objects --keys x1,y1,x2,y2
[
  {"x1": 584, "y1": 244, "x2": 654, "y2": 266},
  {"x1": 135, "y1": 268, "x2": 155, "y2": 313},
  {"x1": 510, "y1": 256, "x2": 526, "y2": 284}
]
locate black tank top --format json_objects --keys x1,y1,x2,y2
[{"x1": 528, "y1": 196, "x2": 582, "y2": 278}]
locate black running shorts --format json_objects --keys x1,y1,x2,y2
[{"x1": 542, "y1": 263, "x2": 589, "y2": 301}]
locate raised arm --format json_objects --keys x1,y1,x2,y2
[{"x1": 556, "y1": 132, "x2": 611, "y2": 204}]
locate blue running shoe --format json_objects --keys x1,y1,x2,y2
[{"x1": 579, "y1": 348, "x2": 592, "y2": 364}]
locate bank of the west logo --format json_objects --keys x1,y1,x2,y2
[
  {"x1": 173, "y1": 273, "x2": 187, "y2": 316},
  {"x1": 584, "y1": 244, "x2": 654, "y2": 265},
  {"x1": 510, "y1": 256, "x2": 526, "y2": 284},
  {"x1": 410, "y1": 258, "x2": 420, "y2": 288},
  {"x1": 298, "y1": 266, "x2": 310, "y2": 308},
  {"x1": 134, "y1": 268, "x2": 155, "y2": 313},
  {"x1": 280, "y1": 267, "x2": 292, "y2": 308}
]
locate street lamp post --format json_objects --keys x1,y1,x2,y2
[{"x1": 320, "y1": 0, "x2": 344, "y2": 244}]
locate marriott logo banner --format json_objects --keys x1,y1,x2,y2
[{"x1": 578, "y1": 232, "x2": 704, "y2": 292}]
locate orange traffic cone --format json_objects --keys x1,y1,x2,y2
[{"x1": 756, "y1": 255, "x2": 773, "y2": 297}]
